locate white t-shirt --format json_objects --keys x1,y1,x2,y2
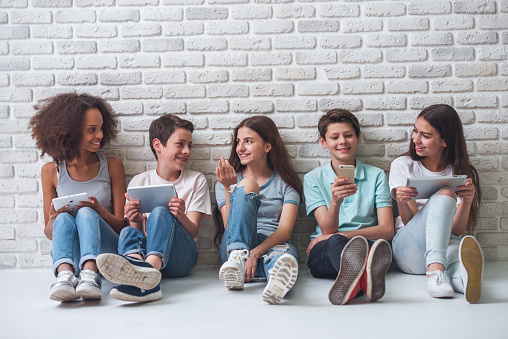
[
  {"x1": 389, "y1": 156, "x2": 459, "y2": 231},
  {"x1": 128, "y1": 169, "x2": 212, "y2": 220}
]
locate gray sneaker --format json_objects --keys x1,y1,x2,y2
[
  {"x1": 76, "y1": 269, "x2": 102, "y2": 300},
  {"x1": 49, "y1": 270, "x2": 79, "y2": 302}
]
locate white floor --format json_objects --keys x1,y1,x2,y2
[{"x1": 1, "y1": 263, "x2": 507, "y2": 339}]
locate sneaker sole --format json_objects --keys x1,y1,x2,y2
[
  {"x1": 110, "y1": 288, "x2": 162, "y2": 302},
  {"x1": 460, "y1": 236, "x2": 483, "y2": 303},
  {"x1": 219, "y1": 264, "x2": 244, "y2": 290},
  {"x1": 97, "y1": 253, "x2": 161, "y2": 290},
  {"x1": 50, "y1": 285, "x2": 79, "y2": 302},
  {"x1": 76, "y1": 285, "x2": 102, "y2": 300},
  {"x1": 329, "y1": 236, "x2": 368, "y2": 305},
  {"x1": 262, "y1": 254, "x2": 298, "y2": 305},
  {"x1": 365, "y1": 239, "x2": 392, "y2": 302}
]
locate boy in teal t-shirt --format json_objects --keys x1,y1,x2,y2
[{"x1": 303, "y1": 109, "x2": 394, "y2": 305}]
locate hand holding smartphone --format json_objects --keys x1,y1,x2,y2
[{"x1": 338, "y1": 165, "x2": 355, "y2": 185}]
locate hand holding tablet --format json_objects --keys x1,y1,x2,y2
[
  {"x1": 407, "y1": 175, "x2": 467, "y2": 199},
  {"x1": 52, "y1": 193, "x2": 89, "y2": 217},
  {"x1": 127, "y1": 184, "x2": 177, "y2": 214}
]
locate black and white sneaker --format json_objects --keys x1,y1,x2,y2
[
  {"x1": 97, "y1": 253, "x2": 161, "y2": 290},
  {"x1": 49, "y1": 270, "x2": 79, "y2": 302},
  {"x1": 76, "y1": 269, "x2": 102, "y2": 300},
  {"x1": 110, "y1": 284, "x2": 162, "y2": 303}
]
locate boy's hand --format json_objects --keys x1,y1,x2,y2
[
  {"x1": 330, "y1": 177, "x2": 357, "y2": 205},
  {"x1": 169, "y1": 197, "x2": 186, "y2": 221},
  {"x1": 306, "y1": 234, "x2": 334, "y2": 254},
  {"x1": 124, "y1": 193, "x2": 143, "y2": 224},
  {"x1": 395, "y1": 185, "x2": 417, "y2": 204},
  {"x1": 215, "y1": 157, "x2": 237, "y2": 188},
  {"x1": 456, "y1": 178, "x2": 475, "y2": 203}
]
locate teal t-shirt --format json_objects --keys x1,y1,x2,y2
[{"x1": 303, "y1": 159, "x2": 392, "y2": 240}]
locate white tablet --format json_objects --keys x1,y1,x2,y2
[
  {"x1": 127, "y1": 184, "x2": 177, "y2": 214},
  {"x1": 52, "y1": 193, "x2": 89, "y2": 217},
  {"x1": 407, "y1": 175, "x2": 467, "y2": 199}
]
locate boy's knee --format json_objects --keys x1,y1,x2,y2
[{"x1": 237, "y1": 177, "x2": 259, "y2": 195}]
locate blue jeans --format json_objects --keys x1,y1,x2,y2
[
  {"x1": 218, "y1": 185, "x2": 300, "y2": 279},
  {"x1": 51, "y1": 207, "x2": 119, "y2": 276},
  {"x1": 392, "y1": 192, "x2": 464, "y2": 293},
  {"x1": 119, "y1": 206, "x2": 198, "y2": 278}
]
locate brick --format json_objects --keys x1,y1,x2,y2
[
  {"x1": 164, "y1": 22, "x2": 204, "y2": 36},
  {"x1": 119, "y1": 55, "x2": 160, "y2": 68},
  {"x1": 0, "y1": 42, "x2": 8, "y2": 55},
  {"x1": 320, "y1": 35, "x2": 362, "y2": 49},
  {"x1": 192, "y1": 131, "x2": 232, "y2": 146},
  {"x1": 76, "y1": 0, "x2": 115, "y2": 5},
  {"x1": 122, "y1": 23, "x2": 161, "y2": 37},
  {"x1": 431, "y1": 47, "x2": 474, "y2": 61},
  {"x1": 230, "y1": 5, "x2": 271, "y2": 19},
  {"x1": 14, "y1": 135, "x2": 36, "y2": 149},
  {"x1": 230, "y1": 37, "x2": 271, "y2": 51},
  {"x1": 0, "y1": 0, "x2": 27, "y2": 8},
  {"x1": 100, "y1": 72, "x2": 142, "y2": 85},
  {"x1": 412, "y1": 32, "x2": 453, "y2": 46},
  {"x1": 162, "y1": 0, "x2": 204, "y2": 4},
  {"x1": 164, "y1": 85, "x2": 206, "y2": 99},
  {"x1": 76, "y1": 25, "x2": 118, "y2": 38},
  {"x1": 76, "y1": 87, "x2": 119, "y2": 100},
  {"x1": 296, "y1": 51, "x2": 337, "y2": 65},
  {"x1": 478, "y1": 16, "x2": 508, "y2": 30},
  {"x1": 186, "y1": 38, "x2": 227, "y2": 51},
  {"x1": 141, "y1": 8, "x2": 183, "y2": 21},
  {"x1": 12, "y1": 73, "x2": 54, "y2": 87},
  {"x1": 355, "y1": 113, "x2": 384, "y2": 127},
  {"x1": 275, "y1": 67, "x2": 316, "y2": 81},
  {"x1": 58, "y1": 73, "x2": 98, "y2": 86},
  {"x1": 98, "y1": 9, "x2": 140, "y2": 22},
  {"x1": 477, "y1": 232, "x2": 508, "y2": 246},
  {"x1": 456, "y1": 31, "x2": 498, "y2": 45},
  {"x1": 0, "y1": 255, "x2": 16, "y2": 268},
  {"x1": 209, "y1": 117, "x2": 244, "y2": 130},
  {"x1": 279, "y1": 130, "x2": 318, "y2": 143},
  {"x1": 109, "y1": 103, "x2": 143, "y2": 116},
  {"x1": 408, "y1": 65, "x2": 451, "y2": 78},
  {"x1": 186, "y1": 7, "x2": 227, "y2": 20},
  {"x1": 365, "y1": 34, "x2": 406, "y2": 48},
  {"x1": 208, "y1": 84, "x2": 249, "y2": 98},
  {"x1": 274, "y1": 36, "x2": 316, "y2": 49},
  {"x1": 0, "y1": 197, "x2": 14, "y2": 208},
  {"x1": 363, "y1": 65, "x2": 405, "y2": 78},
  {"x1": 408, "y1": 1, "x2": 451, "y2": 15},
  {"x1": 207, "y1": 21, "x2": 249, "y2": 35},
  {"x1": 343, "y1": 19, "x2": 383, "y2": 33},
  {"x1": 231, "y1": 68, "x2": 272, "y2": 82},
  {"x1": 120, "y1": 86, "x2": 163, "y2": 99},
  {"x1": 98, "y1": 40, "x2": 140, "y2": 53},
  {"x1": 0, "y1": 88, "x2": 32, "y2": 102},
  {"x1": 295, "y1": 114, "x2": 324, "y2": 128},
  {"x1": 187, "y1": 101, "x2": 229, "y2": 114},
  {"x1": 18, "y1": 254, "x2": 52, "y2": 269},
  {"x1": 163, "y1": 54, "x2": 204, "y2": 67},
  {"x1": 464, "y1": 127, "x2": 498, "y2": 140},
  {"x1": 454, "y1": 1, "x2": 496, "y2": 14},
  {"x1": 11, "y1": 41, "x2": 54, "y2": 55},
  {"x1": 297, "y1": 20, "x2": 339, "y2": 33},
  {"x1": 252, "y1": 83, "x2": 293, "y2": 97},
  {"x1": 387, "y1": 18, "x2": 429, "y2": 31},
  {"x1": 0, "y1": 26, "x2": 29, "y2": 40},
  {"x1": 364, "y1": 3, "x2": 406, "y2": 17},
  {"x1": 251, "y1": 52, "x2": 292, "y2": 66},
  {"x1": 297, "y1": 82, "x2": 339, "y2": 96},
  {"x1": 144, "y1": 101, "x2": 186, "y2": 115},
  {"x1": 144, "y1": 71, "x2": 185, "y2": 84},
  {"x1": 455, "y1": 63, "x2": 497, "y2": 77},
  {"x1": 433, "y1": 16, "x2": 474, "y2": 30},
  {"x1": 386, "y1": 112, "x2": 419, "y2": 126},
  {"x1": 188, "y1": 70, "x2": 229, "y2": 84},
  {"x1": 12, "y1": 105, "x2": 36, "y2": 119},
  {"x1": 11, "y1": 10, "x2": 52, "y2": 23},
  {"x1": 387, "y1": 80, "x2": 428, "y2": 94},
  {"x1": 276, "y1": 4, "x2": 315, "y2": 18},
  {"x1": 318, "y1": 4, "x2": 359, "y2": 18},
  {"x1": 480, "y1": 172, "x2": 508, "y2": 185},
  {"x1": 276, "y1": 99, "x2": 317, "y2": 112},
  {"x1": 386, "y1": 49, "x2": 427, "y2": 62},
  {"x1": 0, "y1": 240, "x2": 37, "y2": 252},
  {"x1": 477, "y1": 79, "x2": 508, "y2": 91},
  {"x1": 363, "y1": 129, "x2": 406, "y2": 142},
  {"x1": 339, "y1": 50, "x2": 382, "y2": 64},
  {"x1": 207, "y1": 53, "x2": 247, "y2": 67},
  {"x1": 57, "y1": 41, "x2": 97, "y2": 54},
  {"x1": 364, "y1": 97, "x2": 406, "y2": 110},
  {"x1": 476, "y1": 110, "x2": 508, "y2": 123},
  {"x1": 76, "y1": 56, "x2": 116, "y2": 70},
  {"x1": 480, "y1": 185, "x2": 499, "y2": 200},
  {"x1": 478, "y1": 47, "x2": 508, "y2": 61},
  {"x1": 55, "y1": 9, "x2": 95, "y2": 23},
  {"x1": 455, "y1": 95, "x2": 497, "y2": 109},
  {"x1": 324, "y1": 66, "x2": 360, "y2": 80},
  {"x1": 253, "y1": 20, "x2": 293, "y2": 34},
  {"x1": 409, "y1": 96, "x2": 453, "y2": 109},
  {"x1": 431, "y1": 79, "x2": 473, "y2": 93},
  {"x1": 17, "y1": 194, "x2": 43, "y2": 207},
  {"x1": 319, "y1": 98, "x2": 362, "y2": 112},
  {"x1": 341, "y1": 81, "x2": 383, "y2": 95},
  {"x1": 231, "y1": 100, "x2": 274, "y2": 114},
  {"x1": 118, "y1": 0, "x2": 157, "y2": 5}
]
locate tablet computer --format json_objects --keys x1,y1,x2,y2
[
  {"x1": 52, "y1": 193, "x2": 89, "y2": 217},
  {"x1": 407, "y1": 175, "x2": 467, "y2": 199},
  {"x1": 127, "y1": 184, "x2": 177, "y2": 214}
]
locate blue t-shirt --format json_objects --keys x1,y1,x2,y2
[
  {"x1": 215, "y1": 171, "x2": 300, "y2": 237},
  {"x1": 303, "y1": 159, "x2": 392, "y2": 240}
]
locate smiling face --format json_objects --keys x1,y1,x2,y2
[
  {"x1": 154, "y1": 127, "x2": 192, "y2": 174},
  {"x1": 320, "y1": 122, "x2": 360, "y2": 167},
  {"x1": 80, "y1": 108, "x2": 104, "y2": 153},
  {"x1": 235, "y1": 126, "x2": 271, "y2": 167},
  {"x1": 412, "y1": 117, "x2": 447, "y2": 160}
]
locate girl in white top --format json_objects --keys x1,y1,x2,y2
[{"x1": 389, "y1": 104, "x2": 483, "y2": 303}]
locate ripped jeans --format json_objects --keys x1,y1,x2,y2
[{"x1": 218, "y1": 185, "x2": 300, "y2": 279}]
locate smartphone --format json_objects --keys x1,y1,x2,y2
[
  {"x1": 52, "y1": 192, "x2": 89, "y2": 217},
  {"x1": 338, "y1": 165, "x2": 355, "y2": 185}
]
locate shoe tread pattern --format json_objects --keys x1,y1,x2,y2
[
  {"x1": 97, "y1": 254, "x2": 161, "y2": 290},
  {"x1": 366, "y1": 240, "x2": 392, "y2": 302},
  {"x1": 462, "y1": 237, "x2": 483, "y2": 303},
  {"x1": 262, "y1": 255, "x2": 298, "y2": 305}
]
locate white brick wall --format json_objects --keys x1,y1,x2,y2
[{"x1": 1, "y1": 1, "x2": 507, "y2": 268}]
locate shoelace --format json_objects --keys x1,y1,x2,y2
[
  {"x1": 426, "y1": 270, "x2": 447, "y2": 285},
  {"x1": 229, "y1": 249, "x2": 249, "y2": 262},
  {"x1": 57, "y1": 271, "x2": 75, "y2": 282},
  {"x1": 79, "y1": 270, "x2": 98, "y2": 282}
]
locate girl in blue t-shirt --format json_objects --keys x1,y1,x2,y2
[
  {"x1": 214, "y1": 116, "x2": 302, "y2": 305},
  {"x1": 29, "y1": 93, "x2": 126, "y2": 302}
]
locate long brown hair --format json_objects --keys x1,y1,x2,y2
[
  {"x1": 407, "y1": 104, "x2": 481, "y2": 233},
  {"x1": 213, "y1": 116, "x2": 302, "y2": 248}
]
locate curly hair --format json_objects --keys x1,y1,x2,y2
[{"x1": 29, "y1": 93, "x2": 118, "y2": 163}]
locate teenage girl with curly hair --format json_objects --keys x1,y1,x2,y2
[
  {"x1": 29, "y1": 93, "x2": 127, "y2": 302},
  {"x1": 215, "y1": 116, "x2": 302, "y2": 305}
]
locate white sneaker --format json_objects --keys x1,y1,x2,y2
[
  {"x1": 426, "y1": 270, "x2": 454, "y2": 298},
  {"x1": 262, "y1": 254, "x2": 299, "y2": 305},
  {"x1": 219, "y1": 249, "x2": 249, "y2": 290},
  {"x1": 460, "y1": 235, "x2": 484, "y2": 303},
  {"x1": 76, "y1": 269, "x2": 102, "y2": 300},
  {"x1": 49, "y1": 270, "x2": 79, "y2": 302}
]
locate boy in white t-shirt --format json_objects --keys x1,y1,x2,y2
[{"x1": 97, "y1": 115, "x2": 212, "y2": 302}]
